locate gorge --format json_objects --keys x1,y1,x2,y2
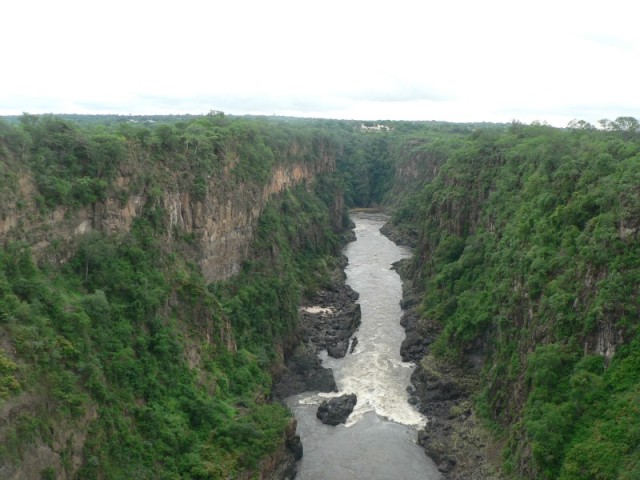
[
  {"x1": 0, "y1": 114, "x2": 639, "y2": 479},
  {"x1": 286, "y1": 212, "x2": 441, "y2": 480}
]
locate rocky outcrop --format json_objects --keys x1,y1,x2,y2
[
  {"x1": 298, "y1": 283, "x2": 361, "y2": 359},
  {"x1": 272, "y1": 257, "x2": 362, "y2": 399},
  {"x1": 380, "y1": 221, "x2": 418, "y2": 248},
  {"x1": 316, "y1": 394, "x2": 357, "y2": 426},
  {"x1": 400, "y1": 310, "x2": 438, "y2": 362},
  {"x1": 391, "y1": 258, "x2": 438, "y2": 362},
  {"x1": 271, "y1": 343, "x2": 337, "y2": 399},
  {"x1": 407, "y1": 338, "x2": 502, "y2": 479},
  {"x1": 411, "y1": 354, "x2": 501, "y2": 479},
  {"x1": 168, "y1": 161, "x2": 336, "y2": 281},
  {"x1": 1, "y1": 151, "x2": 336, "y2": 283}
]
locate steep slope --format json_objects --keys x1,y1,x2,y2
[
  {"x1": 0, "y1": 114, "x2": 348, "y2": 479},
  {"x1": 387, "y1": 120, "x2": 640, "y2": 479}
]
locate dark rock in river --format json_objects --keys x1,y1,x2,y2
[
  {"x1": 316, "y1": 394, "x2": 358, "y2": 426},
  {"x1": 327, "y1": 340, "x2": 348, "y2": 358},
  {"x1": 286, "y1": 434, "x2": 303, "y2": 461},
  {"x1": 298, "y1": 284, "x2": 361, "y2": 359},
  {"x1": 272, "y1": 343, "x2": 337, "y2": 399},
  {"x1": 270, "y1": 255, "x2": 365, "y2": 474}
]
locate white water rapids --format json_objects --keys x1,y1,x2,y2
[{"x1": 287, "y1": 212, "x2": 442, "y2": 480}]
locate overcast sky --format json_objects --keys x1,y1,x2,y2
[{"x1": 2, "y1": 0, "x2": 638, "y2": 126}]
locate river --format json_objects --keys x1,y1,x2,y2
[{"x1": 286, "y1": 212, "x2": 442, "y2": 480}]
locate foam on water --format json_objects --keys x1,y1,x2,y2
[{"x1": 287, "y1": 213, "x2": 441, "y2": 479}]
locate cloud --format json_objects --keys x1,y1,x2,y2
[
  {"x1": 335, "y1": 80, "x2": 454, "y2": 104},
  {"x1": 2, "y1": 0, "x2": 640, "y2": 125},
  {"x1": 583, "y1": 32, "x2": 636, "y2": 52}
]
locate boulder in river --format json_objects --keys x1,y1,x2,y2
[
  {"x1": 349, "y1": 336, "x2": 358, "y2": 353},
  {"x1": 316, "y1": 394, "x2": 357, "y2": 426},
  {"x1": 327, "y1": 340, "x2": 348, "y2": 358}
]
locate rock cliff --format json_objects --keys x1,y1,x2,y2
[
  {"x1": 386, "y1": 122, "x2": 640, "y2": 479},
  {"x1": 1, "y1": 144, "x2": 335, "y2": 282},
  {"x1": 0, "y1": 116, "x2": 345, "y2": 480}
]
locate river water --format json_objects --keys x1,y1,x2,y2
[{"x1": 287, "y1": 212, "x2": 442, "y2": 480}]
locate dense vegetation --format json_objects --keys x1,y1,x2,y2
[
  {"x1": 0, "y1": 112, "x2": 357, "y2": 212},
  {"x1": 2, "y1": 111, "x2": 639, "y2": 479},
  {"x1": 0, "y1": 114, "x2": 348, "y2": 478},
  {"x1": 387, "y1": 118, "x2": 640, "y2": 479}
]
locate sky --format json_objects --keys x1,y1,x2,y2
[{"x1": 2, "y1": 0, "x2": 639, "y2": 126}]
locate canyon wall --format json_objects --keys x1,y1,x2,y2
[
  {"x1": 0, "y1": 116, "x2": 346, "y2": 480},
  {"x1": 0, "y1": 143, "x2": 336, "y2": 282},
  {"x1": 386, "y1": 123, "x2": 640, "y2": 479}
]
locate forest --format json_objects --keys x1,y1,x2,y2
[
  {"x1": 0, "y1": 112, "x2": 639, "y2": 479},
  {"x1": 0, "y1": 113, "x2": 351, "y2": 478},
  {"x1": 386, "y1": 117, "x2": 640, "y2": 479}
]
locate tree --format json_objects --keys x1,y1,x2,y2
[{"x1": 567, "y1": 119, "x2": 595, "y2": 130}]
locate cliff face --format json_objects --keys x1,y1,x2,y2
[
  {"x1": 388, "y1": 123, "x2": 640, "y2": 479},
  {"x1": 173, "y1": 159, "x2": 334, "y2": 281},
  {"x1": 0, "y1": 116, "x2": 346, "y2": 480},
  {"x1": 0, "y1": 144, "x2": 335, "y2": 282}
]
